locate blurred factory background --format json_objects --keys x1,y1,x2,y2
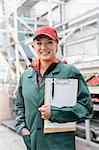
[{"x1": 0, "y1": 0, "x2": 99, "y2": 149}]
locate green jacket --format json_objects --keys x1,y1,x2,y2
[{"x1": 15, "y1": 62, "x2": 93, "y2": 150}]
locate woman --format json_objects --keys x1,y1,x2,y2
[{"x1": 15, "y1": 26, "x2": 93, "y2": 150}]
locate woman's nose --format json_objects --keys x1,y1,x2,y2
[{"x1": 41, "y1": 42, "x2": 47, "y2": 48}]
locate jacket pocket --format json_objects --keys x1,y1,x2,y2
[{"x1": 23, "y1": 135, "x2": 31, "y2": 150}]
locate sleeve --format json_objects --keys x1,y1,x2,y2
[
  {"x1": 15, "y1": 74, "x2": 26, "y2": 133},
  {"x1": 50, "y1": 65, "x2": 93, "y2": 123}
]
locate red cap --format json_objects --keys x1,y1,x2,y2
[{"x1": 33, "y1": 26, "x2": 58, "y2": 43}]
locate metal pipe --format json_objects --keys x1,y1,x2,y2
[
  {"x1": 4, "y1": 0, "x2": 12, "y2": 82},
  {"x1": 14, "y1": 10, "x2": 20, "y2": 86},
  {"x1": 48, "y1": 0, "x2": 53, "y2": 26}
]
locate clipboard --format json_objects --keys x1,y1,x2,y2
[{"x1": 44, "y1": 78, "x2": 78, "y2": 133}]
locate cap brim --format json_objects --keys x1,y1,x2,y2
[{"x1": 33, "y1": 32, "x2": 56, "y2": 41}]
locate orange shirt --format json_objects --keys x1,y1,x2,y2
[{"x1": 31, "y1": 57, "x2": 59, "y2": 73}]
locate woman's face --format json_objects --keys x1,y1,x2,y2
[{"x1": 34, "y1": 35, "x2": 58, "y2": 61}]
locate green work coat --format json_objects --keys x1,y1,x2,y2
[{"x1": 15, "y1": 61, "x2": 93, "y2": 150}]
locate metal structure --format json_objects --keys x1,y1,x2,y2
[{"x1": 0, "y1": 0, "x2": 99, "y2": 148}]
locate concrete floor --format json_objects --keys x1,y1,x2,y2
[
  {"x1": 76, "y1": 138, "x2": 99, "y2": 150},
  {"x1": 0, "y1": 124, "x2": 99, "y2": 150},
  {"x1": 0, "y1": 125, "x2": 26, "y2": 150}
]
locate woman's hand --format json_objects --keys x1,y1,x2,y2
[
  {"x1": 21, "y1": 128, "x2": 30, "y2": 136},
  {"x1": 38, "y1": 104, "x2": 51, "y2": 120}
]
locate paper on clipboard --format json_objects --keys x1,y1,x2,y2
[{"x1": 44, "y1": 78, "x2": 78, "y2": 133}]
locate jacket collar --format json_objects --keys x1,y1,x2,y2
[
  {"x1": 49, "y1": 61, "x2": 62, "y2": 76},
  {"x1": 27, "y1": 59, "x2": 62, "y2": 78},
  {"x1": 31, "y1": 57, "x2": 60, "y2": 73},
  {"x1": 27, "y1": 68, "x2": 36, "y2": 78}
]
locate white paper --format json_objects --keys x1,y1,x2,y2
[
  {"x1": 45, "y1": 78, "x2": 78, "y2": 107},
  {"x1": 44, "y1": 120, "x2": 76, "y2": 128}
]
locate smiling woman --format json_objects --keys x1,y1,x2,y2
[
  {"x1": 15, "y1": 25, "x2": 93, "y2": 150},
  {"x1": 34, "y1": 36, "x2": 57, "y2": 63},
  {"x1": 33, "y1": 26, "x2": 59, "y2": 73}
]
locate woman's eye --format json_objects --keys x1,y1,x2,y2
[
  {"x1": 36, "y1": 41, "x2": 42, "y2": 45},
  {"x1": 47, "y1": 41, "x2": 53, "y2": 44}
]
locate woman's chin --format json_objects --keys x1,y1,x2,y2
[{"x1": 40, "y1": 56, "x2": 52, "y2": 61}]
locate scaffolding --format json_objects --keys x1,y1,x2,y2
[{"x1": 0, "y1": 0, "x2": 99, "y2": 148}]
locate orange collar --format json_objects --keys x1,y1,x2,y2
[{"x1": 31, "y1": 57, "x2": 60, "y2": 72}]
